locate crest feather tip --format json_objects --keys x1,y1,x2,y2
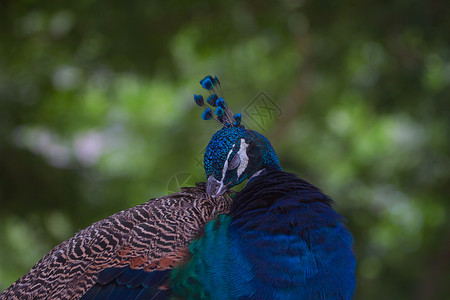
[
  {"x1": 201, "y1": 107, "x2": 213, "y2": 120},
  {"x1": 194, "y1": 94, "x2": 204, "y2": 106},
  {"x1": 207, "y1": 94, "x2": 218, "y2": 106}
]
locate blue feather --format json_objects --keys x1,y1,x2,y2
[
  {"x1": 214, "y1": 107, "x2": 224, "y2": 117},
  {"x1": 201, "y1": 108, "x2": 213, "y2": 120},
  {"x1": 233, "y1": 113, "x2": 242, "y2": 126},
  {"x1": 92, "y1": 284, "x2": 115, "y2": 300},
  {"x1": 215, "y1": 97, "x2": 226, "y2": 109},
  {"x1": 126, "y1": 270, "x2": 150, "y2": 288},
  {"x1": 108, "y1": 285, "x2": 139, "y2": 300},
  {"x1": 207, "y1": 94, "x2": 218, "y2": 106},
  {"x1": 213, "y1": 75, "x2": 220, "y2": 85},
  {"x1": 200, "y1": 77, "x2": 213, "y2": 90},
  {"x1": 116, "y1": 268, "x2": 141, "y2": 285},
  {"x1": 97, "y1": 266, "x2": 128, "y2": 284},
  {"x1": 78, "y1": 285, "x2": 101, "y2": 300},
  {"x1": 193, "y1": 94, "x2": 204, "y2": 106},
  {"x1": 142, "y1": 270, "x2": 170, "y2": 288},
  {"x1": 81, "y1": 267, "x2": 171, "y2": 300},
  {"x1": 136, "y1": 288, "x2": 170, "y2": 300}
]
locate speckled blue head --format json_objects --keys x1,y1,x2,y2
[
  {"x1": 194, "y1": 75, "x2": 282, "y2": 195},
  {"x1": 204, "y1": 127, "x2": 282, "y2": 195}
]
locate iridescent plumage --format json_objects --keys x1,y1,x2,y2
[{"x1": 173, "y1": 170, "x2": 356, "y2": 299}]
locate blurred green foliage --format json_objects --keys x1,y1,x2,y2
[{"x1": 0, "y1": 0, "x2": 449, "y2": 299}]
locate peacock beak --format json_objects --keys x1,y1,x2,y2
[{"x1": 206, "y1": 174, "x2": 229, "y2": 196}]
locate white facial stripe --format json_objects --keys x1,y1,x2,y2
[
  {"x1": 237, "y1": 139, "x2": 249, "y2": 178},
  {"x1": 221, "y1": 147, "x2": 234, "y2": 181},
  {"x1": 215, "y1": 147, "x2": 234, "y2": 194},
  {"x1": 218, "y1": 139, "x2": 249, "y2": 190}
]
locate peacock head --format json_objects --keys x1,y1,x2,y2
[{"x1": 194, "y1": 75, "x2": 282, "y2": 196}]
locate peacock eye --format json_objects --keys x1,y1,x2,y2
[{"x1": 228, "y1": 154, "x2": 241, "y2": 170}]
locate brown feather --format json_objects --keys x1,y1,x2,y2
[{"x1": 0, "y1": 183, "x2": 232, "y2": 300}]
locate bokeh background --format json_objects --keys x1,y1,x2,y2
[{"x1": 1, "y1": 1, "x2": 449, "y2": 299}]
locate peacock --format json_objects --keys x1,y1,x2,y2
[{"x1": 0, "y1": 75, "x2": 356, "y2": 300}]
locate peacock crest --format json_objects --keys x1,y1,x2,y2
[{"x1": 193, "y1": 75, "x2": 243, "y2": 128}]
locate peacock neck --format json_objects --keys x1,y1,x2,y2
[
  {"x1": 230, "y1": 170, "x2": 333, "y2": 219},
  {"x1": 246, "y1": 130, "x2": 282, "y2": 173}
]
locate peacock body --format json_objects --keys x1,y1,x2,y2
[
  {"x1": 173, "y1": 170, "x2": 355, "y2": 299},
  {"x1": 1, "y1": 75, "x2": 356, "y2": 300}
]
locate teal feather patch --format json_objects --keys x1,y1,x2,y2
[{"x1": 171, "y1": 215, "x2": 254, "y2": 300}]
